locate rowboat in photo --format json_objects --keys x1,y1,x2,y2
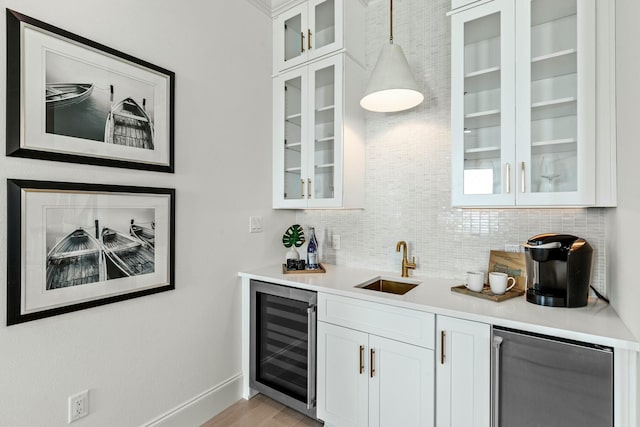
[
  {"x1": 130, "y1": 219, "x2": 155, "y2": 248},
  {"x1": 104, "y1": 97, "x2": 154, "y2": 150},
  {"x1": 101, "y1": 227, "x2": 155, "y2": 278},
  {"x1": 45, "y1": 83, "x2": 94, "y2": 109},
  {"x1": 46, "y1": 228, "x2": 106, "y2": 289}
]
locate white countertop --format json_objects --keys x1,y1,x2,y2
[{"x1": 239, "y1": 263, "x2": 639, "y2": 351}]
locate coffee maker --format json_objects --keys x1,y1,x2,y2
[{"x1": 523, "y1": 233, "x2": 593, "y2": 308}]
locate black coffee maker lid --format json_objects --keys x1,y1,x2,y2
[{"x1": 525, "y1": 233, "x2": 583, "y2": 251}]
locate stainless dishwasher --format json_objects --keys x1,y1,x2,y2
[
  {"x1": 250, "y1": 280, "x2": 317, "y2": 419},
  {"x1": 492, "y1": 326, "x2": 613, "y2": 427}
]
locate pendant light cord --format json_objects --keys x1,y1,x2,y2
[{"x1": 390, "y1": 0, "x2": 394, "y2": 44}]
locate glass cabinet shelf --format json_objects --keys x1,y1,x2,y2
[
  {"x1": 315, "y1": 163, "x2": 334, "y2": 170},
  {"x1": 286, "y1": 166, "x2": 302, "y2": 173},
  {"x1": 531, "y1": 138, "x2": 577, "y2": 155},
  {"x1": 316, "y1": 136, "x2": 334, "y2": 142},
  {"x1": 464, "y1": 66, "x2": 500, "y2": 93},
  {"x1": 285, "y1": 141, "x2": 302, "y2": 151},
  {"x1": 286, "y1": 113, "x2": 302, "y2": 126}
]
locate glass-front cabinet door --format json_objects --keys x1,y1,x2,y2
[
  {"x1": 451, "y1": 0, "x2": 598, "y2": 207},
  {"x1": 308, "y1": 55, "x2": 341, "y2": 207},
  {"x1": 275, "y1": 67, "x2": 308, "y2": 208},
  {"x1": 274, "y1": 0, "x2": 342, "y2": 73},
  {"x1": 515, "y1": 0, "x2": 595, "y2": 205},
  {"x1": 451, "y1": 0, "x2": 515, "y2": 206},
  {"x1": 273, "y1": 55, "x2": 342, "y2": 208}
]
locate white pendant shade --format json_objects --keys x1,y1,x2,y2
[{"x1": 360, "y1": 43, "x2": 424, "y2": 112}]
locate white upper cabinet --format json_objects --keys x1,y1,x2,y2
[
  {"x1": 272, "y1": 0, "x2": 365, "y2": 209},
  {"x1": 273, "y1": 0, "x2": 366, "y2": 74},
  {"x1": 273, "y1": 54, "x2": 365, "y2": 209},
  {"x1": 451, "y1": 0, "x2": 616, "y2": 207}
]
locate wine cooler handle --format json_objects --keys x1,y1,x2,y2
[
  {"x1": 359, "y1": 345, "x2": 365, "y2": 374},
  {"x1": 307, "y1": 305, "x2": 317, "y2": 409},
  {"x1": 492, "y1": 336, "x2": 504, "y2": 427},
  {"x1": 370, "y1": 348, "x2": 375, "y2": 378}
]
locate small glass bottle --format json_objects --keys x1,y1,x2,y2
[{"x1": 307, "y1": 227, "x2": 319, "y2": 269}]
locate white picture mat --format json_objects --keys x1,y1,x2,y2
[
  {"x1": 21, "y1": 189, "x2": 172, "y2": 314},
  {"x1": 21, "y1": 22, "x2": 171, "y2": 166}
]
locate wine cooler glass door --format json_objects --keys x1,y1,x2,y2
[{"x1": 250, "y1": 280, "x2": 317, "y2": 418}]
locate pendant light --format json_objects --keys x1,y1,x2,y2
[{"x1": 360, "y1": 0, "x2": 423, "y2": 112}]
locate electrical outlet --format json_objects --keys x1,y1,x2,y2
[
  {"x1": 249, "y1": 216, "x2": 263, "y2": 233},
  {"x1": 68, "y1": 390, "x2": 89, "y2": 423},
  {"x1": 332, "y1": 234, "x2": 341, "y2": 250},
  {"x1": 504, "y1": 244, "x2": 522, "y2": 253}
]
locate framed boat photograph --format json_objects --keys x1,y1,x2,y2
[
  {"x1": 6, "y1": 179, "x2": 175, "y2": 325},
  {"x1": 6, "y1": 9, "x2": 175, "y2": 172}
]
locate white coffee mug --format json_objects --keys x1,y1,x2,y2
[
  {"x1": 489, "y1": 272, "x2": 516, "y2": 295},
  {"x1": 465, "y1": 271, "x2": 485, "y2": 292}
]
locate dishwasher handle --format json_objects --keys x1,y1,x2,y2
[{"x1": 492, "y1": 336, "x2": 504, "y2": 427}]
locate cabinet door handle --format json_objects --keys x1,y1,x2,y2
[
  {"x1": 301, "y1": 32, "x2": 305, "y2": 53},
  {"x1": 308, "y1": 29, "x2": 312, "y2": 50},
  {"x1": 492, "y1": 336, "x2": 504, "y2": 427},
  {"x1": 370, "y1": 348, "x2": 375, "y2": 378},
  {"x1": 521, "y1": 162, "x2": 526, "y2": 193},
  {"x1": 359, "y1": 345, "x2": 364, "y2": 374},
  {"x1": 440, "y1": 330, "x2": 446, "y2": 364},
  {"x1": 505, "y1": 163, "x2": 511, "y2": 194},
  {"x1": 307, "y1": 178, "x2": 311, "y2": 199},
  {"x1": 300, "y1": 179, "x2": 305, "y2": 198}
]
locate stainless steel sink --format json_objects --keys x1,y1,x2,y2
[{"x1": 357, "y1": 279, "x2": 418, "y2": 295}]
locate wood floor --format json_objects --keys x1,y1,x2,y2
[{"x1": 201, "y1": 394, "x2": 323, "y2": 427}]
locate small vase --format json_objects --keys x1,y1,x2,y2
[{"x1": 285, "y1": 247, "x2": 300, "y2": 261}]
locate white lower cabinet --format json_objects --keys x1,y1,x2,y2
[
  {"x1": 317, "y1": 321, "x2": 434, "y2": 427},
  {"x1": 317, "y1": 322, "x2": 368, "y2": 426},
  {"x1": 435, "y1": 315, "x2": 491, "y2": 427}
]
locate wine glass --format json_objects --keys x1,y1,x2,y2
[{"x1": 540, "y1": 155, "x2": 560, "y2": 192}]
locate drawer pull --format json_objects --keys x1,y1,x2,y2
[
  {"x1": 440, "y1": 330, "x2": 446, "y2": 364},
  {"x1": 359, "y1": 345, "x2": 364, "y2": 374}
]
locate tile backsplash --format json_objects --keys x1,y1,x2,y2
[{"x1": 297, "y1": 0, "x2": 608, "y2": 292}]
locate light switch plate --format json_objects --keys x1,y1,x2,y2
[{"x1": 249, "y1": 216, "x2": 263, "y2": 233}]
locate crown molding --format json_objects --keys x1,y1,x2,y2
[
  {"x1": 246, "y1": 0, "x2": 271, "y2": 16},
  {"x1": 247, "y1": 0, "x2": 368, "y2": 17}
]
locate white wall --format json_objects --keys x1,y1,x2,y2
[
  {"x1": 0, "y1": 1, "x2": 293, "y2": 426},
  {"x1": 610, "y1": 0, "x2": 640, "y2": 418},
  {"x1": 298, "y1": 0, "x2": 609, "y2": 292}
]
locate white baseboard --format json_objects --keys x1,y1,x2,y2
[{"x1": 144, "y1": 373, "x2": 244, "y2": 427}]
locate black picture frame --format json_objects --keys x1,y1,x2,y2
[
  {"x1": 6, "y1": 9, "x2": 175, "y2": 173},
  {"x1": 7, "y1": 179, "x2": 175, "y2": 325}
]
